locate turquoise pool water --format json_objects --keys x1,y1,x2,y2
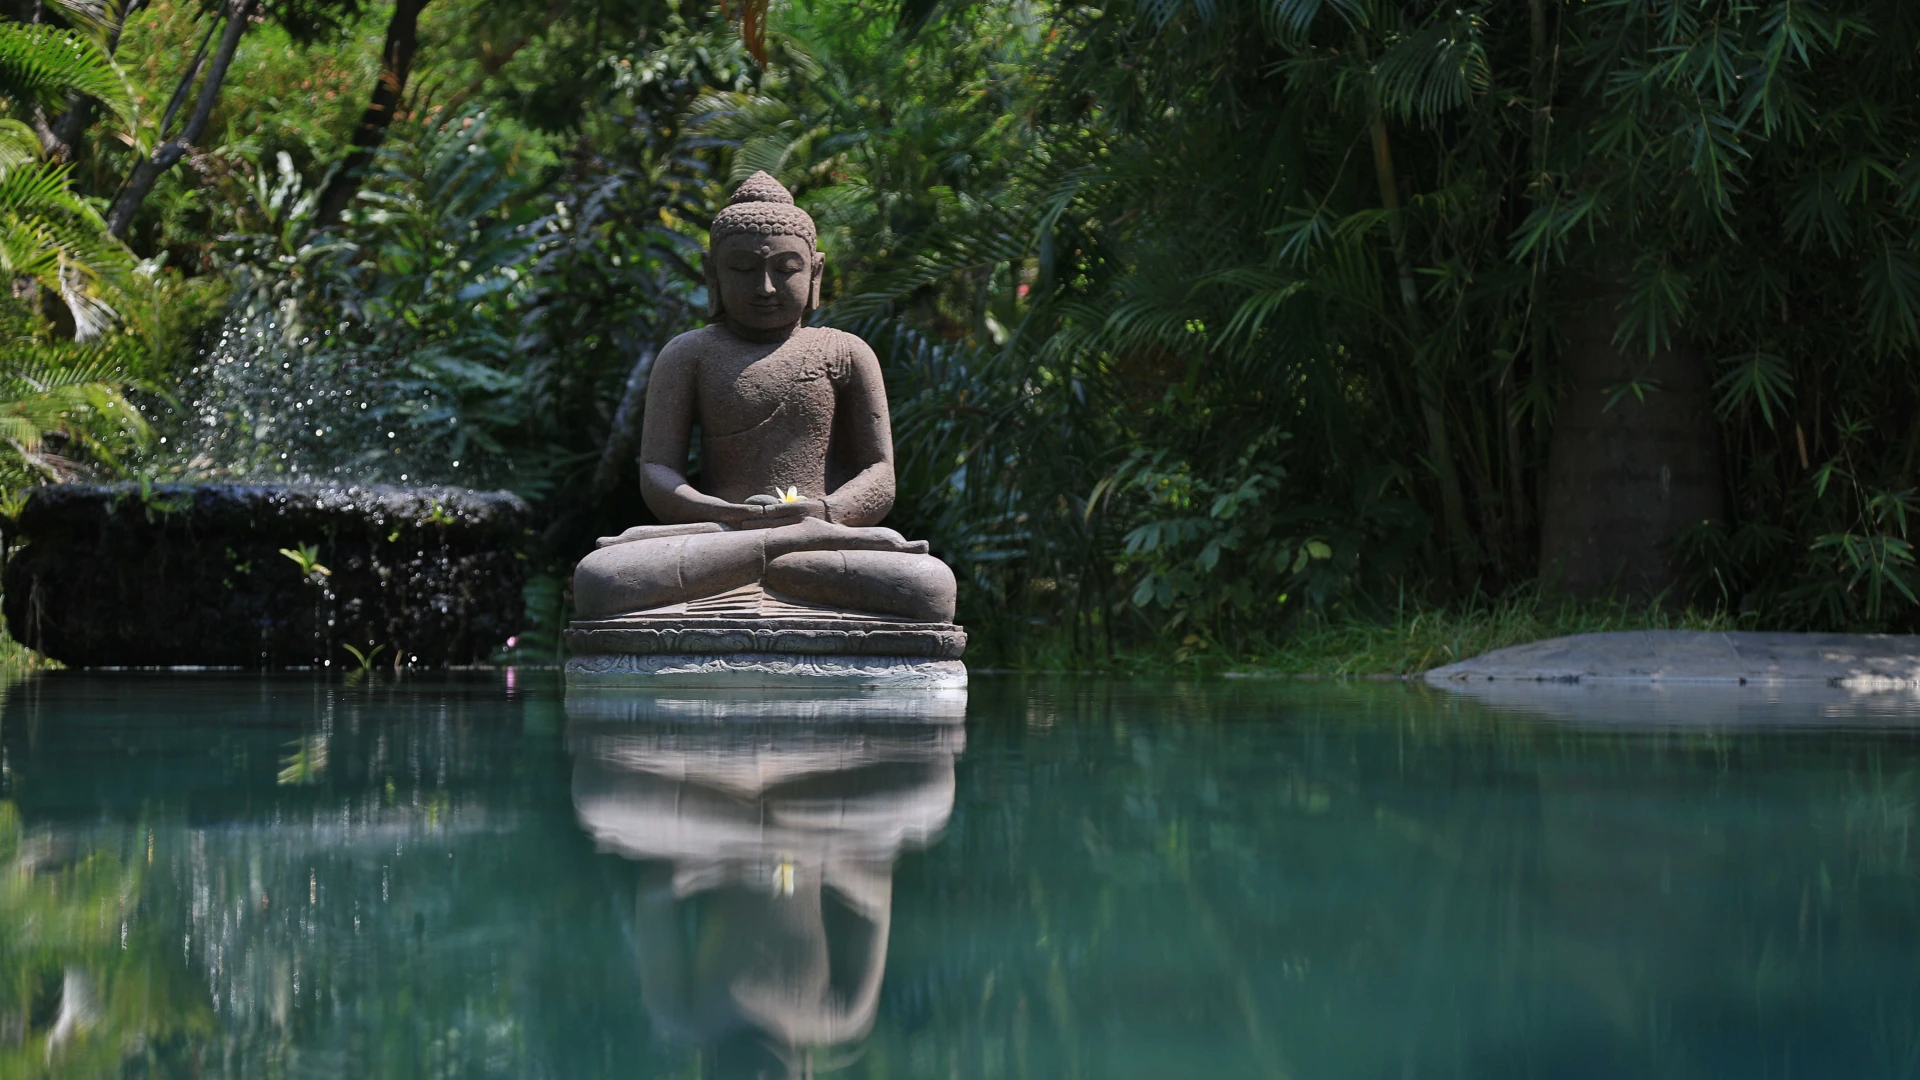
[{"x1": 4, "y1": 672, "x2": 1920, "y2": 1078}]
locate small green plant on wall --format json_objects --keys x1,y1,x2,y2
[{"x1": 279, "y1": 543, "x2": 331, "y2": 583}]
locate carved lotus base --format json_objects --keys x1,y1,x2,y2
[
  {"x1": 564, "y1": 585, "x2": 968, "y2": 688},
  {"x1": 564, "y1": 651, "x2": 968, "y2": 689},
  {"x1": 566, "y1": 619, "x2": 965, "y2": 659}
]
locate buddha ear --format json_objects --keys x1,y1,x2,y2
[
  {"x1": 704, "y1": 251, "x2": 723, "y2": 319},
  {"x1": 807, "y1": 251, "x2": 825, "y2": 312}
]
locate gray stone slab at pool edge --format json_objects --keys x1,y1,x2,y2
[
  {"x1": 1422, "y1": 677, "x2": 1920, "y2": 730},
  {"x1": 1425, "y1": 630, "x2": 1920, "y2": 687}
]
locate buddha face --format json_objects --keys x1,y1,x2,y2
[{"x1": 712, "y1": 232, "x2": 822, "y2": 332}]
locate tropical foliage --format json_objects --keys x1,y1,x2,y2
[
  {"x1": 813, "y1": 0, "x2": 1920, "y2": 652},
  {"x1": 5, "y1": 0, "x2": 1920, "y2": 663},
  {"x1": 0, "y1": 11, "x2": 148, "y2": 500}
]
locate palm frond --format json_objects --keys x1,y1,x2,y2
[
  {"x1": 0, "y1": 118, "x2": 37, "y2": 172},
  {"x1": 0, "y1": 21, "x2": 133, "y2": 125},
  {"x1": 0, "y1": 159, "x2": 132, "y2": 338},
  {"x1": 0, "y1": 337, "x2": 150, "y2": 491}
]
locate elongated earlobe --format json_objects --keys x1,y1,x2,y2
[
  {"x1": 705, "y1": 253, "x2": 724, "y2": 319},
  {"x1": 807, "y1": 252, "x2": 825, "y2": 312}
]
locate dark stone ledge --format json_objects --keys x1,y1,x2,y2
[{"x1": 3, "y1": 482, "x2": 528, "y2": 668}]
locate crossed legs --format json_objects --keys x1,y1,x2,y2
[{"x1": 573, "y1": 518, "x2": 956, "y2": 622}]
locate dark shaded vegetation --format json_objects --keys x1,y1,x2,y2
[{"x1": 6, "y1": 0, "x2": 1920, "y2": 666}]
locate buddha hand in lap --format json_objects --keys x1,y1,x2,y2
[{"x1": 573, "y1": 171, "x2": 956, "y2": 623}]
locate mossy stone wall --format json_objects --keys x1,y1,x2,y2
[{"x1": 2, "y1": 483, "x2": 529, "y2": 668}]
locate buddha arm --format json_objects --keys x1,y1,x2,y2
[
  {"x1": 823, "y1": 339, "x2": 898, "y2": 527},
  {"x1": 637, "y1": 339, "x2": 755, "y2": 526}
]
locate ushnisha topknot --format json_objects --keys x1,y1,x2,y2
[
  {"x1": 730, "y1": 170, "x2": 795, "y2": 205},
  {"x1": 710, "y1": 170, "x2": 817, "y2": 247}
]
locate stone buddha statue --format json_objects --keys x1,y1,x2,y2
[{"x1": 572, "y1": 172, "x2": 956, "y2": 625}]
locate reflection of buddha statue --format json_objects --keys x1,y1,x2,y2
[
  {"x1": 567, "y1": 694, "x2": 962, "y2": 1077},
  {"x1": 572, "y1": 172, "x2": 956, "y2": 624}
]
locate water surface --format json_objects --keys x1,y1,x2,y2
[{"x1": 4, "y1": 672, "x2": 1920, "y2": 1078}]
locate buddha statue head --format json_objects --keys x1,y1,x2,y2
[{"x1": 706, "y1": 171, "x2": 825, "y2": 332}]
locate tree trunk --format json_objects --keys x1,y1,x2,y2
[
  {"x1": 1539, "y1": 298, "x2": 1723, "y2": 598},
  {"x1": 314, "y1": 0, "x2": 430, "y2": 227},
  {"x1": 106, "y1": 0, "x2": 254, "y2": 239},
  {"x1": 157, "y1": 15, "x2": 221, "y2": 138}
]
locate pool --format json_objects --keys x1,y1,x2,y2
[{"x1": 4, "y1": 672, "x2": 1919, "y2": 1077}]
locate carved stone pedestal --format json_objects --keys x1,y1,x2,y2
[{"x1": 564, "y1": 585, "x2": 967, "y2": 689}]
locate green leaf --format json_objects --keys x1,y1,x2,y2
[
  {"x1": 1864, "y1": 243, "x2": 1920, "y2": 352},
  {"x1": 0, "y1": 22, "x2": 133, "y2": 126},
  {"x1": 1712, "y1": 353, "x2": 1794, "y2": 428}
]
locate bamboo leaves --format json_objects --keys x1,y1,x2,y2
[
  {"x1": 1260, "y1": 0, "x2": 1363, "y2": 41},
  {"x1": 1863, "y1": 242, "x2": 1920, "y2": 353},
  {"x1": 1809, "y1": 532, "x2": 1918, "y2": 621},
  {"x1": 1205, "y1": 268, "x2": 1306, "y2": 348},
  {"x1": 1712, "y1": 352, "x2": 1793, "y2": 427},
  {"x1": 1371, "y1": 15, "x2": 1490, "y2": 124}
]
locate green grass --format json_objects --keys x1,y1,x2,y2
[
  {"x1": 1230, "y1": 588, "x2": 1737, "y2": 678},
  {"x1": 0, "y1": 622, "x2": 52, "y2": 674},
  {"x1": 971, "y1": 586, "x2": 1739, "y2": 677}
]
